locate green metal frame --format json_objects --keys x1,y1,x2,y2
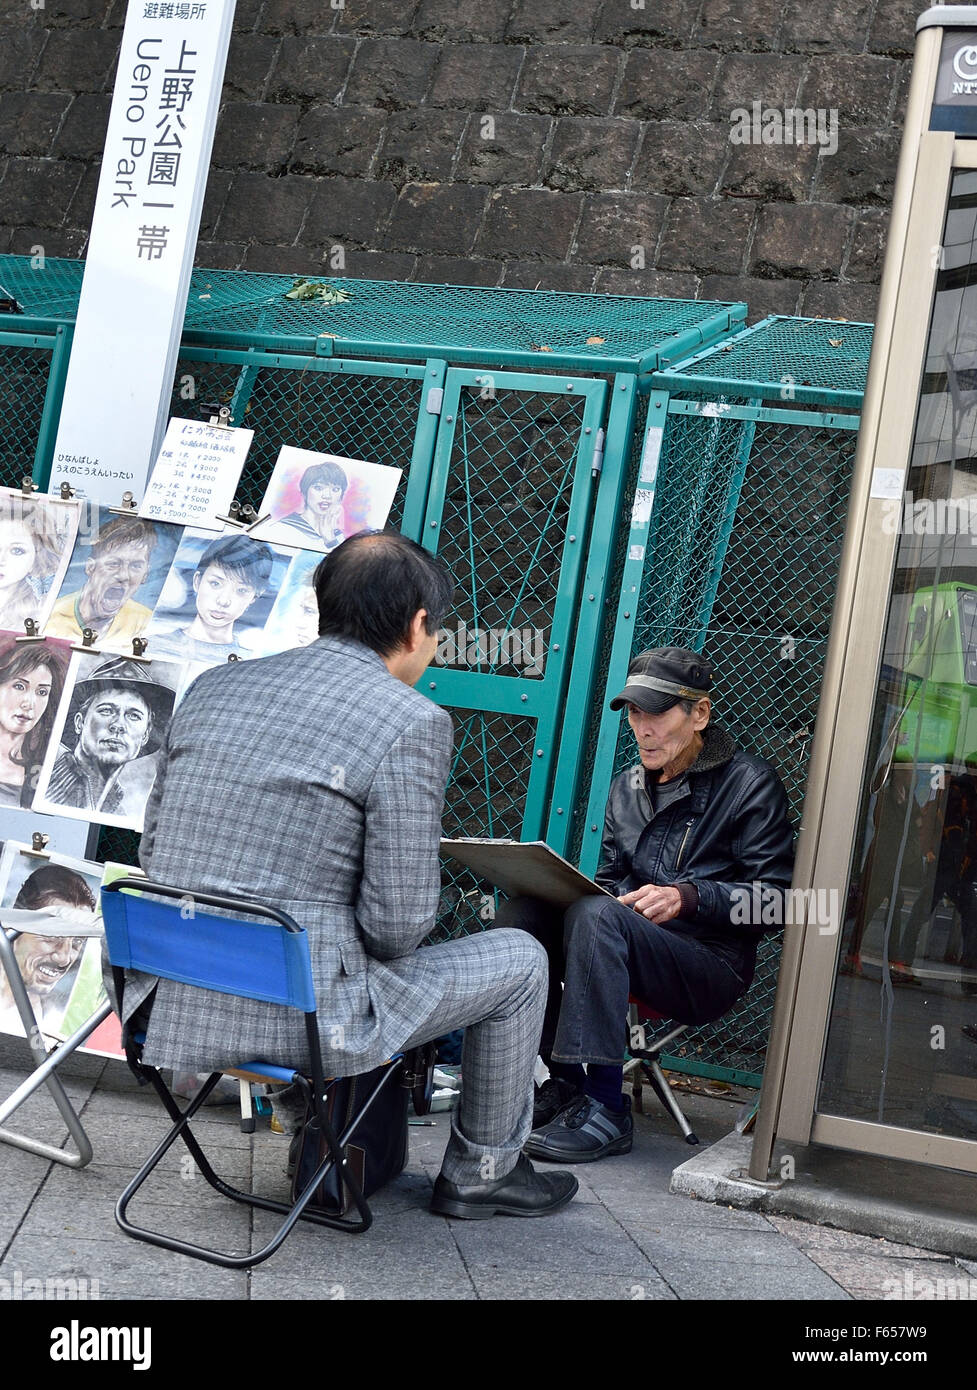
[
  {"x1": 649, "y1": 313, "x2": 872, "y2": 409},
  {"x1": 419, "y1": 366, "x2": 611, "y2": 841},
  {"x1": 169, "y1": 343, "x2": 441, "y2": 538},
  {"x1": 0, "y1": 325, "x2": 73, "y2": 490},
  {"x1": 544, "y1": 374, "x2": 641, "y2": 851},
  {"x1": 33, "y1": 323, "x2": 74, "y2": 489},
  {"x1": 580, "y1": 393, "x2": 864, "y2": 872}
]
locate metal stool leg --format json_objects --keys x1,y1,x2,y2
[
  {"x1": 0, "y1": 928, "x2": 113, "y2": 1166},
  {"x1": 626, "y1": 1004, "x2": 700, "y2": 1144},
  {"x1": 640, "y1": 1059, "x2": 699, "y2": 1145}
]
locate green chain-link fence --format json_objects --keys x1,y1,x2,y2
[
  {"x1": 0, "y1": 257, "x2": 747, "y2": 956},
  {"x1": 0, "y1": 328, "x2": 72, "y2": 491},
  {"x1": 0, "y1": 340, "x2": 52, "y2": 487}
]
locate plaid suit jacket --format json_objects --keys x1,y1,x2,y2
[{"x1": 113, "y1": 634, "x2": 454, "y2": 1075}]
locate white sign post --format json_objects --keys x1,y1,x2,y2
[{"x1": 49, "y1": 0, "x2": 236, "y2": 507}]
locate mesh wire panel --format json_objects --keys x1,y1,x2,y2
[
  {"x1": 436, "y1": 708, "x2": 538, "y2": 944},
  {"x1": 170, "y1": 356, "x2": 423, "y2": 522},
  {"x1": 0, "y1": 257, "x2": 85, "y2": 321},
  {"x1": 677, "y1": 316, "x2": 873, "y2": 398},
  {"x1": 0, "y1": 343, "x2": 54, "y2": 488},
  {"x1": 0, "y1": 256, "x2": 740, "y2": 367},
  {"x1": 614, "y1": 408, "x2": 858, "y2": 1079},
  {"x1": 93, "y1": 825, "x2": 142, "y2": 868},
  {"x1": 434, "y1": 387, "x2": 585, "y2": 677},
  {"x1": 568, "y1": 390, "x2": 649, "y2": 865},
  {"x1": 179, "y1": 274, "x2": 730, "y2": 363}
]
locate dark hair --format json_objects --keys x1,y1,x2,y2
[
  {"x1": 0, "y1": 637, "x2": 68, "y2": 803},
  {"x1": 14, "y1": 864, "x2": 96, "y2": 912},
  {"x1": 90, "y1": 514, "x2": 158, "y2": 561},
  {"x1": 299, "y1": 461, "x2": 347, "y2": 501},
  {"x1": 77, "y1": 682, "x2": 153, "y2": 733},
  {"x1": 312, "y1": 531, "x2": 454, "y2": 656},
  {"x1": 195, "y1": 534, "x2": 273, "y2": 596}
]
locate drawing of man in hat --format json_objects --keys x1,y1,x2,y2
[{"x1": 44, "y1": 657, "x2": 176, "y2": 817}]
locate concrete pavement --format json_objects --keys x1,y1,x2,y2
[{"x1": 1, "y1": 1036, "x2": 974, "y2": 1301}]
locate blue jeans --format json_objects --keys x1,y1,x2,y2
[{"x1": 494, "y1": 895, "x2": 754, "y2": 1066}]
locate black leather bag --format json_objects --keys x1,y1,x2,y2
[{"x1": 290, "y1": 1064, "x2": 410, "y2": 1217}]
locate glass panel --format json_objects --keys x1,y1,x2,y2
[{"x1": 819, "y1": 170, "x2": 977, "y2": 1137}]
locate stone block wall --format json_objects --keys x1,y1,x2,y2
[{"x1": 0, "y1": 0, "x2": 939, "y2": 322}]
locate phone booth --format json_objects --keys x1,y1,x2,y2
[{"x1": 754, "y1": 6, "x2": 977, "y2": 1180}]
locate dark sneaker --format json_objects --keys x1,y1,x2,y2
[
  {"x1": 430, "y1": 1153, "x2": 578, "y2": 1220},
  {"x1": 524, "y1": 1094, "x2": 633, "y2": 1164},
  {"x1": 533, "y1": 1077, "x2": 582, "y2": 1128}
]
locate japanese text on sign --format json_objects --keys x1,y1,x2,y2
[{"x1": 139, "y1": 417, "x2": 254, "y2": 530}]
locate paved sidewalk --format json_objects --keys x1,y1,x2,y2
[{"x1": 1, "y1": 1037, "x2": 974, "y2": 1301}]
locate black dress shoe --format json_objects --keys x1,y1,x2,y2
[{"x1": 430, "y1": 1153, "x2": 578, "y2": 1220}]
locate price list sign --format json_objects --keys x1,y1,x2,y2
[{"x1": 139, "y1": 417, "x2": 253, "y2": 528}]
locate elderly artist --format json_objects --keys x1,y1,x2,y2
[{"x1": 496, "y1": 646, "x2": 795, "y2": 1163}]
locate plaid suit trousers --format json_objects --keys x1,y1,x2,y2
[{"x1": 389, "y1": 927, "x2": 547, "y2": 1185}]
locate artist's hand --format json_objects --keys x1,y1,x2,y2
[{"x1": 618, "y1": 884, "x2": 682, "y2": 924}]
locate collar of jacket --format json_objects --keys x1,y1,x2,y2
[
  {"x1": 641, "y1": 723, "x2": 738, "y2": 813},
  {"x1": 314, "y1": 633, "x2": 388, "y2": 669}
]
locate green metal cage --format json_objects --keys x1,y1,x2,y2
[
  {"x1": 0, "y1": 260, "x2": 875, "y2": 1083},
  {"x1": 0, "y1": 254, "x2": 747, "y2": 953}
]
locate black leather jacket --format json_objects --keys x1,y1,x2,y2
[{"x1": 596, "y1": 724, "x2": 795, "y2": 976}]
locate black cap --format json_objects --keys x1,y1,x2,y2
[{"x1": 609, "y1": 646, "x2": 713, "y2": 714}]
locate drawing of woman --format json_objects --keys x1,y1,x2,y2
[{"x1": 0, "y1": 637, "x2": 68, "y2": 808}]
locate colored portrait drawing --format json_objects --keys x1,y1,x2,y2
[
  {"x1": 0, "y1": 489, "x2": 81, "y2": 636},
  {"x1": 146, "y1": 528, "x2": 293, "y2": 665},
  {"x1": 44, "y1": 506, "x2": 183, "y2": 650},
  {"x1": 0, "y1": 844, "x2": 103, "y2": 1044},
  {"x1": 250, "y1": 447, "x2": 402, "y2": 554}
]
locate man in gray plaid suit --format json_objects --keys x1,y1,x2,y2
[{"x1": 119, "y1": 531, "x2": 577, "y2": 1220}]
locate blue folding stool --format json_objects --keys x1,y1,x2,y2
[{"x1": 101, "y1": 876, "x2": 428, "y2": 1270}]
